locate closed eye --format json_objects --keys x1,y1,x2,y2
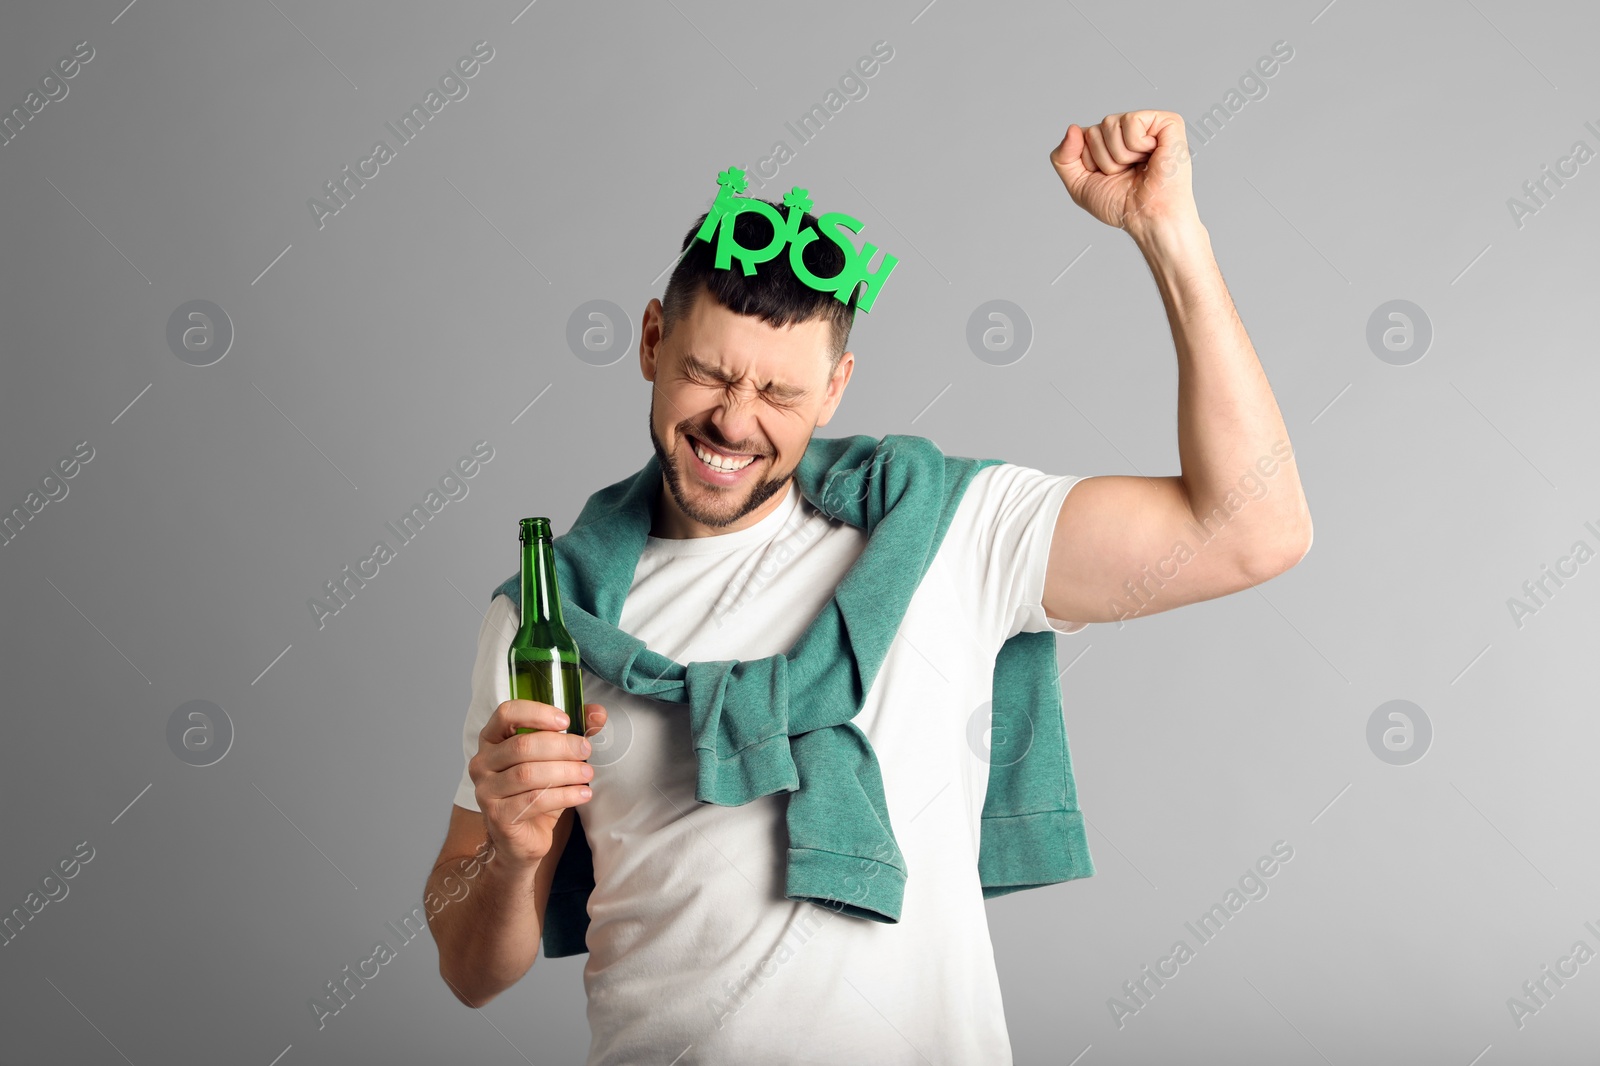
[{"x1": 685, "y1": 370, "x2": 801, "y2": 408}]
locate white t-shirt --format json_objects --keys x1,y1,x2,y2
[{"x1": 455, "y1": 462, "x2": 1090, "y2": 1065}]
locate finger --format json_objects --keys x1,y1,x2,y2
[
  {"x1": 1120, "y1": 110, "x2": 1160, "y2": 154},
  {"x1": 1102, "y1": 117, "x2": 1144, "y2": 166},
  {"x1": 497, "y1": 783, "x2": 594, "y2": 826},
  {"x1": 583, "y1": 703, "x2": 608, "y2": 737},
  {"x1": 1135, "y1": 113, "x2": 1191, "y2": 188},
  {"x1": 482, "y1": 729, "x2": 591, "y2": 773},
  {"x1": 1081, "y1": 127, "x2": 1103, "y2": 174},
  {"x1": 483, "y1": 699, "x2": 561, "y2": 742},
  {"x1": 1051, "y1": 124, "x2": 1088, "y2": 179},
  {"x1": 483, "y1": 699, "x2": 572, "y2": 744},
  {"x1": 1146, "y1": 110, "x2": 1185, "y2": 151},
  {"x1": 1085, "y1": 124, "x2": 1124, "y2": 174},
  {"x1": 1077, "y1": 125, "x2": 1101, "y2": 174},
  {"x1": 481, "y1": 757, "x2": 595, "y2": 801}
]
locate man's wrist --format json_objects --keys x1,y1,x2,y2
[{"x1": 1126, "y1": 212, "x2": 1211, "y2": 264}]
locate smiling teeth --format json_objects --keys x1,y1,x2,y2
[{"x1": 693, "y1": 439, "x2": 755, "y2": 472}]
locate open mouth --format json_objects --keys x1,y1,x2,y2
[{"x1": 686, "y1": 434, "x2": 760, "y2": 481}]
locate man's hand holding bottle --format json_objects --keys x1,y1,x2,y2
[{"x1": 470, "y1": 700, "x2": 609, "y2": 870}]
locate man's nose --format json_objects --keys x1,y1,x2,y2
[{"x1": 708, "y1": 389, "x2": 761, "y2": 451}]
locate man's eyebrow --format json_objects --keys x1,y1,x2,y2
[{"x1": 681, "y1": 352, "x2": 808, "y2": 399}]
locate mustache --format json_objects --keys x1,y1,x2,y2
[{"x1": 684, "y1": 427, "x2": 765, "y2": 456}]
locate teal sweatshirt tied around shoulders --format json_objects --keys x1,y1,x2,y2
[{"x1": 491, "y1": 433, "x2": 1095, "y2": 959}]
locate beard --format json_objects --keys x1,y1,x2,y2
[{"x1": 647, "y1": 392, "x2": 794, "y2": 531}]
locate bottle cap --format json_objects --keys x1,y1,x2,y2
[{"x1": 518, "y1": 517, "x2": 553, "y2": 542}]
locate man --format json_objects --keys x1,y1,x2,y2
[{"x1": 426, "y1": 111, "x2": 1312, "y2": 1063}]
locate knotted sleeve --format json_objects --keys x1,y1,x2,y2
[{"x1": 683, "y1": 656, "x2": 801, "y2": 805}]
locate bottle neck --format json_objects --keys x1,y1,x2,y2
[{"x1": 519, "y1": 535, "x2": 565, "y2": 628}]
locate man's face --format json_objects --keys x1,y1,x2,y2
[{"x1": 641, "y1": 289, "x2": 853, "y2": 536}]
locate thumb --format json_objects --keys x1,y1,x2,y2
[{"x1": 1049, "y1": 123, "x2": 1087, "y2": 185}]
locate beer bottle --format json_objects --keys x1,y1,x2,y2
[{"x1": 508, "y1": 517, "x2": 586, "y2": 737}]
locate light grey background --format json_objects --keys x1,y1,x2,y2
[{"x1": 2, "y1": 1, "x2": 1596, "y2": 1063}]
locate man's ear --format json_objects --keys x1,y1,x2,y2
[
  {"x1": 640, "y1": 299, "x2": 663, "y2": 382},
  {"x1": 816, "y1": 350, "x2": 854, "y2": 427}
]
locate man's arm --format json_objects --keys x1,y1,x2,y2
[
  {"x1": 1043, "y1": 112, "x2": 1312, "y2": 625},
  {"x1": 431, "y1": 592, "x2": 601, "y2": 1007},
  {"x1": 427, "y1": 802, "x2": 574, "y2": 1008}
]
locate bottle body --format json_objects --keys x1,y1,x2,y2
[{"x1": 508, "y1": 517, "x2": 586, "y2": 737}]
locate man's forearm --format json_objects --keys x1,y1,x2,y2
[
  {"x1": 427, "y1": 848, "x2": 544, "y2": 1008},
  {"x1": 1132, "y1": 217, "x2": 1312, "y2": 571}
]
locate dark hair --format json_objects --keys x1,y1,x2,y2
[{"x1": 659, "y1": 200, "x2": 858, "y2": 377}]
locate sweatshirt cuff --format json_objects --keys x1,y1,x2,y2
[{"x1": 785, "y1": 844, "x2": 906, "y2": 923}]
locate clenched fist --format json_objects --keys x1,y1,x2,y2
[
  {"x1": 1049, "y1": 110, "x2": 1199, "y2": 239},
  {"x1": 469, "y1": 699, "x2": 609, "y2": 872}
]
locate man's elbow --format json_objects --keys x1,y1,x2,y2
[
  {"x1": 1244, "y1": 521, "x2": 1313, "y2": 583},
  {"x1": 441, "y1": 963, "x2": 499, "y2": 1010},
  {"x1": 1287, "y1": 518, "x2": 1314, "y2": 566}
]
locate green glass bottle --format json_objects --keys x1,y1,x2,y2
[{"x1": 509, "y1": 517, "x2": 586, "y2": 738}]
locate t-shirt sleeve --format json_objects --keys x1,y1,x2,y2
[
  {"x1": 453, "y1": 593, "x2": 521, "y2": 812},
  {"x1": 954, "y1": 462, "x2": 1093, "y2": 646}
]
